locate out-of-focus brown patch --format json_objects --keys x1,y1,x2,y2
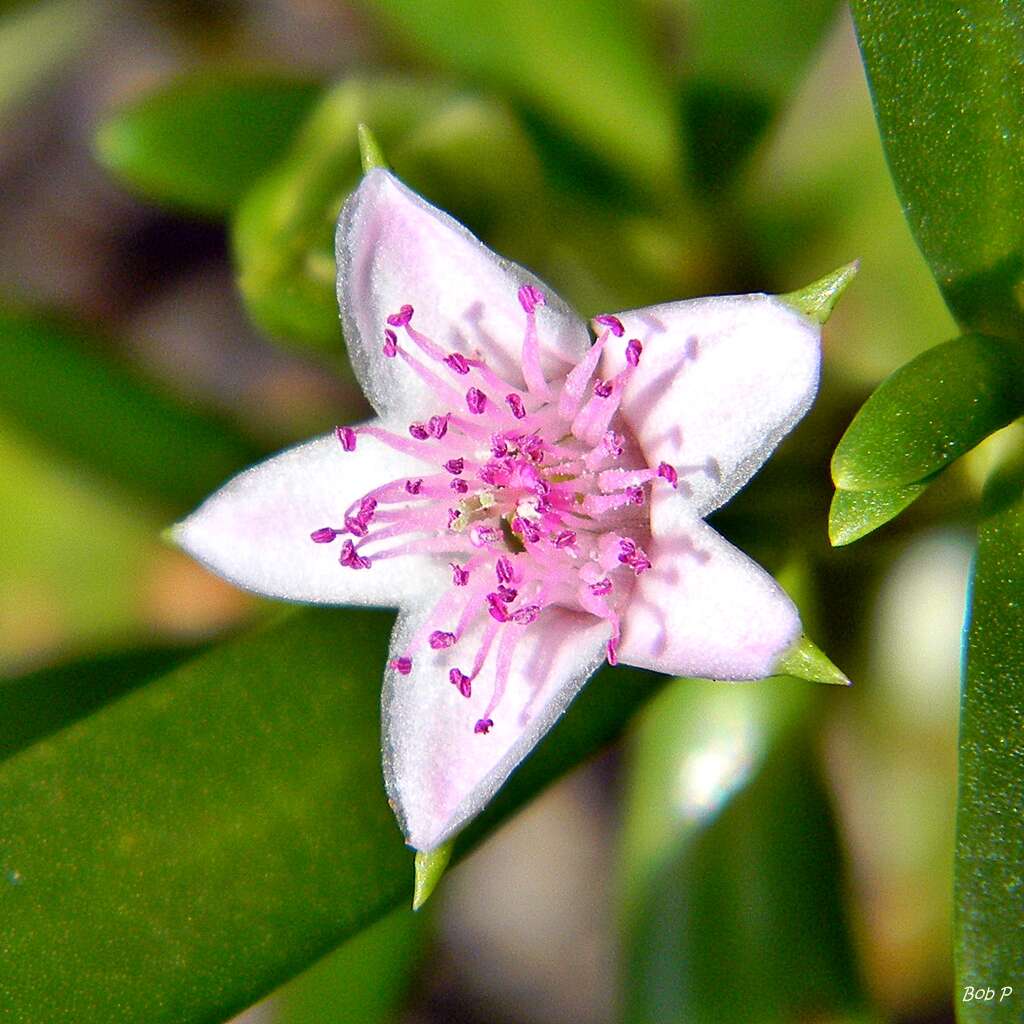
[
  {"x1": 141, "y1": 547, "x2": 256, "y2": 637},
  {"x1": 0, "y1": 580, "x2": 67, "y2": 672},
  {"x1": 242, "y1": 361, "x2": 367, "y2": 445}
]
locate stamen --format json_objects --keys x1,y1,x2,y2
[
  {"x1": 383, "y1": 329, "x2": 398, "y2": 357},
  {"x1": 466, "y1": 387, "x2": 488, "y2": 414},
  {"x1": 310, "y1": 527, "x2": 337, "y2": 543},
  {"x1": 335, "y1": 425, "x2": 357, "y2": 451},
  {"x1": 506, "y1": 393, "x2": 527, "y2": 419},
  {"x1": 406, "y1": 479, "x2": 423, "y2": 494},
  {"x1": 445, "y1": 458, "x2": 465, "y2": 475},
  {"x1": 387, "y1": 304, "x2": 414, "y2": 327},
  {"x1": 512, "y1": 604, "x2": 540, "y2": 624},
  {"x1": 429, "y1": 631, "x2": 457, "y2": 650},
  {"x1": 409, "y1": 423, "x2": 430, "y2": 441},
  {"x1": 429, "y1": 414, "x2": 449, "y2": 439},
  {"x1": 451, "y1": 563, "x2": 470, "y2": 586},
  {"x1": 451, "y1": 479, "x2": 469, "y2": 493},
  {"x1": 339, "y1": 540, "x2": 371, "y2": 570},
  {"x1": 518, "y1": 284, "x2": 551, "y2": 397},
  {"x1": 496, "y1": 556, "x2": 514, "y2": 583},
  {"x1": 474, "y1": 718, "x2": 493, "y2": 734},
  {"x1": 593, "y1": 314, "x2": 624, "y2": 337},
  {"x1": 625, "y1": 338, "x2": 643, "y2": 367},
  {"x1": 445, "y1": 352, "x2": 470, "y2": 375},
  {"x1": 594, "y1": 379, "x2": 613, "y2": 398},
  {"x1": 518, "y1": 284, "x2": 545, "y2": 314},
  {"x1": 606, "y1": 637, "x2": 619, "y2": 665},
  {"x1": 589, "y1": 578, "x2": 612, "y2": 596},
  {"x1": 487, "y1": 593, "x2": 510, "y2": 622},
  {"x1": 450, "y1": 668, "x2": 472, "y2": 698},
  {"x1": 391, "y1": 656, "x2": 413, "y2": 675},
  {"x1": 657, "y1": 462, "x2": 679, "y2": 488}
]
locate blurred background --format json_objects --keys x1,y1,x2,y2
[{"x1": 0, "y1": 0, "x2": 981, "y2": 1020}]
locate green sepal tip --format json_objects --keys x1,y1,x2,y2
[
  {"x1": 778, "y1": 260, "x2": 860, "y2": 325},
  {"x1": 160, "y1": 524, "x2": 181, "y2": 548},
  {"x1": 412, "y1": 839, "x2": 454, "y2": 911},
  {"x1": 357, "y1": 123, "x2": 390, "y2": 174},
  {"x1": 774, "y1": 635, "x2": 850, "y2": 686}
]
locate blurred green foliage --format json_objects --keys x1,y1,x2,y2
[
  {"x1": 0, "y1": 310, "x2": 264, "y2": 510},
  {"x1": 95, "y1": 73, "x2": 322, "y2": 217},
  {"x1": 619, "y1": 678, "x2": 866, "y2": 1024},
  {"x1": 233, "y1": 77, "x2": 544, "y2": 357}
]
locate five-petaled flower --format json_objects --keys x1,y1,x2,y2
[{"x1": 174, "y1": 168, "x2": 832, "y2": 852}]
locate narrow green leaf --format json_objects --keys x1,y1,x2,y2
[
  {"x1": 850, "y1": 0, "x2": 1024, "y2": 339},
  {"x1": 829, "y1": 479, "x2": 931, "y2": 546},
  {"x1": 678, "y1": 0, "x2": 841, "y2": 191},
  {"x1": 778, "y1": 260, "x2": 860, "y2": 325},
  {"x1": 619, "y1": 679, "x2": 865, "y2": 1023},
  {"x1": 956, "y1": 451, "x2": 1024, "y2": 1018},
  {"x1": 0, "y1": 607, "x2": 662, "y2": 1022},
  {"x1": 0, "y1": 309, "x2": 263, "y2": 508},
  {"x1": 832, "y1": 334, "x2": 1024, "y2": 492},
  {"x1": 95, "y1": 71, "x2": 321, "y2": 217},
  {"x1": 0, "y1": 646, "x2": 196, "y2": 762},
  {"x1": 357, "y1": 0, "x2": 678, "y2": 192},
  {"x1": 232, "y1": 77, "x2": 544, "y2": 356},
  {"x1": 273, "y1": 908, "x2": 425, "y2": 1024}
]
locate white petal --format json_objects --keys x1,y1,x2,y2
[
  {"x1": 337, "y1": 169, "x2": 590, "y2": 421},
  {"x1": 619, "y1": 491, "x2": 800, "y2": 680},
  {"x1": 600, "y1": 294, "x2": 820, "y2": 516},
  {"x1": 383, "y1": 599, "x2": 611, "y2": 850},
  {"x1": 173, "y1": 425, "x2": 446, "y2": 607}
]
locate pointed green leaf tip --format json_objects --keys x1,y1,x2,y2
[
  {"x1": 357, "y1": 123, "x2": 390, "y2": 174},
  {"x1": 412, "y1": 839, "x2": 454, "y2": 911},
  {"x1": 778, "y1": 260, "x2": 860, "y2": 325},
  {"x1": 774, "y1": 635, "x2": 850, "y2": 686}
]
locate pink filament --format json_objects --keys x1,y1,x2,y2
[{"x1": 315, "y1": 288, "x2": 664, "y2": 731}]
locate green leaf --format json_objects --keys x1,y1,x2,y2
[
  {"x1": 0, "y1": 646, "x2": 196, "y2": 761},
  {"x1": 850, "y1": 1, "x2": 1024, "y2": 339},
  {"x1": 618, "y1": 679, "x2": 865, "y2": 1024},
  {"x1": 273, "y1": 908, "x2": 426, "y2": 1024},
  {"x1": 232, "y1": 77, "x2": 544, "y2": 357},
  {"x1": 832, "y1": 334, "x2": 1024, "y2": 492},
  {"x1": 0, "y1": 309, "x2": 263, "y2": 508},
  {"x1": 357, "y1": 0, "x2": 678, "y2": 192},
  {"x1": 678, "y1": 0, "x2": 842, "y2": 191},
  {"x1": 956, "y1": 451, "x2": 1024, "y2": 1017},
  {"x1": 95, "y1": 71, "x2": 321, "y2": 217},
  {"x1": 829, "y1": 479, "x2": 932, "y2": 546},
  {"x1": 0, "y1": 607, "x2": 662, "y2": 1022}
]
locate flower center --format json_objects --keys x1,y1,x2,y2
[{"x1": 312, "y1": 285, "x2": 686, "y2": 733}]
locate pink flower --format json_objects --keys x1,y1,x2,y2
[{"x1": 174, "y1": 169, "x2": 832, "y2": 852}]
